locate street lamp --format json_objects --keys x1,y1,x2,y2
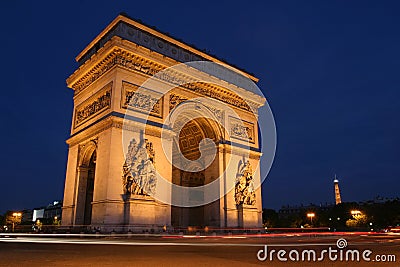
[
  {"x1": 12, "y1": 212, "x2": 22, "y2": 232},
  {"x1": 351, "y1": 210, "x2": 361, "y2": 216},
  {"x1": 307, "y1": 213, "x2": 315, "y2": 224}
]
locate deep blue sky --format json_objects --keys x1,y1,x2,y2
[{"x1": 1, "y1": 1, "x2": 399, "y2": 213}]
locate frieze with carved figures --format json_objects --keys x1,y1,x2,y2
[
  {"x1": 71, "y1": 49, "x2": 254, "y2": 112},
  {"x1": 74, "y1": 83, "x2": 112, "y2": 128},
  {"x1": 229, "y1": 117, "x2": 255, "y2": 143},
  {"x1": 121, "y1": 81, "x2": 163, "y2": 117}
]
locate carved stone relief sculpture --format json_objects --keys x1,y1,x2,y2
[
  {"x1": 122, "y1": 138, "x2": 157, "y2": 196},
  {"x1": 169, "y1": 93, "x2": 224, "y2": 123},
  {"x1": 235, "y1": 160, "x2": 256, "y2": 206},
  {"x1": 74, "y1": 83, "x2": 112, "y2": 127},
  {"x1": 230, "y1": 117, "x2": 255, "y2": 143},
  {"x1": 122, "y1": 81, "x2": 163, "y2": 117}
]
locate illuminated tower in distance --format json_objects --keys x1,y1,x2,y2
[{"x1": 334, "y1": 175, "x2": 342, "y2": 205}]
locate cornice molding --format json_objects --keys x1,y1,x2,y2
[
  {"x1": 67, "y1": 115, "x2": 175, "y2": 147},
  {"x1": 218, "y1": 143, "x2": 261, "y2": 159}
]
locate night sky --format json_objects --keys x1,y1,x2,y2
[{"x1": 1, "y1": 1, "x2": 399, "y2": 213}]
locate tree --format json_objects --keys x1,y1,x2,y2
[
  {"x1": 5, "y1": 211, "x2": 22, "y2": 232},
  {"x1": 262, "y1": 209, "x2": 279, "y2": 228},
  {"x1": 0, "y1": 213, "x2": 4, "y2": 226},
  {"x1": 346, "y1": 213, "x2": 367, "y2": 228}
]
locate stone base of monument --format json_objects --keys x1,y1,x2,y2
[
  {"x1": 84, "y1": 195, "x2": 170, "y2": 233},
  {"x1": 123, "y1": 195, "x2": 170, "y2": 233},
  {"x1": 237, "y1": 204, "x2": 260, "y2": 229}
]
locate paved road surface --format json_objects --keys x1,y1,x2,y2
[{"x1": 0, "y1": 234, "x2": 399, "y2": 266}]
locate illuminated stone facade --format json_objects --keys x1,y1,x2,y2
[{"x1": 62, "y1": 14, "x2": 265, "y2": 232}]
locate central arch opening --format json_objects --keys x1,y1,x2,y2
[{"x1": 171, "y1": 116, "x2": 221, "y2": 229}]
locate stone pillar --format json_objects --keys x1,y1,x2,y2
[
  {"x1": 217, "y1": 144, "x2": 225, "y2": 228},
  {"x1": 61, "y1": 145, "x2": 79, "y2": 226},
  {"x1": 74, "y1": 166, "x2": 89, "y2": 225},
  {"x1": 238, "y1": 204, "x2": 260, "y2": 229},
  {"x1": 91, "y1": 126, "x2": 125, "y2": 227}
]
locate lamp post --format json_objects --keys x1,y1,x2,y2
[
  {"x1": 307, "y1": 213, "x2": 315, "y2": 224},
  {"x1": 12, "y1": 212, "x2": 22, "y2": 232}
]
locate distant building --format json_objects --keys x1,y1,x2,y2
[
  {"x1": 28, "y1": 201, "x2": 63, "y2": 223},
  {"x1": 43, "y1": 201, "x2": 62, "y2": 221},
  {"x1": 32, "y1": 209, "x2": 44, "y2": 222},
  {"x1": 21, "y1": 209, "x2": 33, "y2": 223}
]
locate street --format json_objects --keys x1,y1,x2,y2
[{"x1": 0, "y1": 233, "x2": 399, "y2": 266}]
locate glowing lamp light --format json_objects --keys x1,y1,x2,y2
[
  {"x1": 351, "y1": 210, "x2": 362, "y2": 215},
  {"x1": 307, "y1": 212, "x2": 315, "y2": 223}
]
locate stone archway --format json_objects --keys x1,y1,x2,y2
[
  {"x1": 62, "y1": 15, "x2": 266, "y2": 231},
  {"x1": 83, "y1": 151, "x2": 96, "y2": 225},
  {"x1": 74, "y1": 141, "x2": 97, "y2": 226},
  {"x1": 170, "y1": 102, "x2": 223, "y2": 229}
]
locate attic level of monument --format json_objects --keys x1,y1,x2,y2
[
  {"x1": 67, "y1": 15, "x2": 263, "y2": 102},
  {"x1": 75, "y1": 14, "x2": 258, "y2": 82}
]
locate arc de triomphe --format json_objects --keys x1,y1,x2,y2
[{"x1": 61, "y1": 14, "x2": 268, "y2": 232}]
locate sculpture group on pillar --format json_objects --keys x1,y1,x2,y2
[
  {"x1": 122, "y1": 138, "x2": 157, "y2": 196},
  {"x1": 235, "y1": 160, "x2": 256, "y2": 206}
]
